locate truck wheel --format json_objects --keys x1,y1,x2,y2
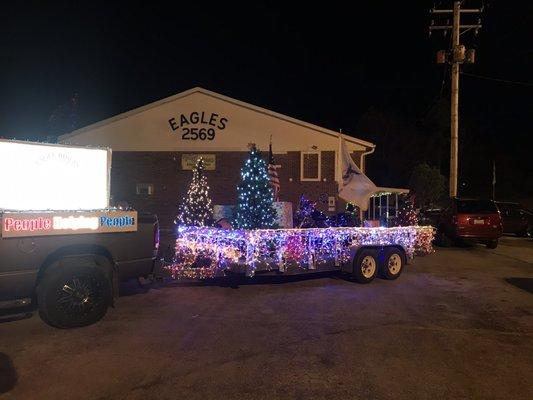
[
  {"x1": 352, "y1": 249, "x2": 378, "y2": 284},
  {"x1": 37, "y1": 263, "x2": 112, "y2": 329},
  {"x1": 379, "y1": 248, "x2": 406, "y2": 280},
  {"x1": 485, "y1": 239, "x2": 498, "y2": 249}
]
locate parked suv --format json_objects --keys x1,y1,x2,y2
[
  {"x1": 437, "y1": 198, "x2": 502, "y2": 248},
  {"x1": 495, "y1": 202, "x2": 533, "y2": 237}
]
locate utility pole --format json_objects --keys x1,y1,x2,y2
[
  {"x1": 450, "y1": 1, "x2": 460, "y2": 199},
  {"x1": 429, "y1": 1, "x2": 482, "y2": 198}
]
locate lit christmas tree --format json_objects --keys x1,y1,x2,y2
[
  {"x1": 396, "y1": 195, "x2": 418, "y2": 226},
  {"x1": 234, "y1": 144, "x2": 277, "y2": 229},
  {"x1": 294, "y1": 194, "x2": 316, "y2": 228},
  {"x1": 176, "y1": 157, "x2": 213, "y2": 226}
]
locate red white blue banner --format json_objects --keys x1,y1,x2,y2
[{"x1": 1, "y1": 210, "x2": 137, "y2": 238}]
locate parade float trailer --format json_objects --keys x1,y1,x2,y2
[
  {"x1": 0, "y1": 139, "x2": 159, "y2": 328},
  {"x1": 168, "y1": 225, "x2": 434, "y2": 283},
  {"x1": 168, "y1": 136, "x2": 435, "y2": 283}
]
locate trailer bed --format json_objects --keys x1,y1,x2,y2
[{"x1": 168, "y1": 226, "x2": 435, "y2": 279}]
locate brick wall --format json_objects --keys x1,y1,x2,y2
[{"x1": 110, "y1": 150, "x2": 362, "y2": 228}]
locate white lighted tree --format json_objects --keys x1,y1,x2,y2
[{"x1": 176, "y1": 158, "x2": 213, "y2": 226}]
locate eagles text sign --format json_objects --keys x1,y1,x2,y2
[
  {"x1": 1, "y1": 210, "x2": 138, "y2": 238},
  {"x1": 168, "y1": 111, "x2": 228, "y2": 141}
]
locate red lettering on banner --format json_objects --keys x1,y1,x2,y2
[
  {"x1": 2, "y1": 217, "x2": 52, "y2": 233},
  {"x1": 3, "y1": 218, "x2": 15, "y2": 232},
  {"x1": 43, "y1": 219, "x2": 52, "y2": 229}
]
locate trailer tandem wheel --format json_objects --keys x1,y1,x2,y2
[
  {"x1": 352, "y1": 249, "x2": 378, "y2": 284},
  {"x1": 379, "y1": 247, "x2": 406, "y2": 280}
]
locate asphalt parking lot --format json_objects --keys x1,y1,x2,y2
[{"x1": 1, "y1": 237, "x2": 532, "y2": 400}]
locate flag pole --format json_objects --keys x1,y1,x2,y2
[
  {"x1": 337, "y1": 130, "x2": 343, "y2": 218},
  {"x1": 337, "y1": 130, "x2": 342, "y2": 187}
]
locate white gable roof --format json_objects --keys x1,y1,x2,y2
[{"x1": 59, "y1": 87, "x2": 374, "y2": 152}]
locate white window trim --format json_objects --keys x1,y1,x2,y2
[
  {"x1": 334, "y1": 150, "x2": 338, "y2": 182},
  {"x1": 300, "y1": 151, "x2": 321, "y2": 182}
]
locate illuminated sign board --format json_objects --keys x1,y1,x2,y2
[
  {"x1": 0, "y1": 140, "x2": 110, "y2": 211},
  {"x1": 181, "y1": 154, "x2": 216, "y2": 170},
  {"x1": 0, "y1": 210, "x2": 137, "y2": 238}
]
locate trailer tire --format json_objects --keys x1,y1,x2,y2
[
  {"x1": 37, "y1": 260, "x2": 112, "y2": 329},
  {"x1": 352, "y1": 249, "x2": 378, "y2": 284},
  {"x1": 379, "y1": 247, "x2": 406, "y2": 280}
]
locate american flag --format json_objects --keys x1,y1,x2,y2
[{"x1": 268, "y1": 139, "x2": 280, "y2": 202}]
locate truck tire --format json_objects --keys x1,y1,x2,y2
[
  {"x1": 485, "y1": 239, "x2": 498, "y2": 249},
  {"x1": 37, "y1": 261, "x2": 112, "y2": 329},
  {"x1": 352, "y1": 249, "x2": 378, "y2": 284},
  {"x1": 379, "y1": 247, "x2": 406, "y2": 280}
]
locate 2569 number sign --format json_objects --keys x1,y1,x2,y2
[
  {"x1": 181, "y1": 127, "x2": 215, "y2": 140},
  {"x1": 168, "y1": 111, "x2": 228, "y2": 141}
]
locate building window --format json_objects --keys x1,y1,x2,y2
[
  {"x1": 300, "y1": 151, "x2": 321, "y2": 181},
  {"x1": 136, "y1": 183, "x2": 154, "y2": 195}
]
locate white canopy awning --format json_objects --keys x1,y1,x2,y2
[{"x1": 370, "y1": 187, "x2": 410, "y2": 197}]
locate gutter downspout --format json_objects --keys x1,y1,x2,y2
[{"x1": 360, "y1": 145, "x2": 376, "y2": 174}]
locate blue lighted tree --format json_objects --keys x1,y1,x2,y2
[{"x1": 234, "y1": 145, "x2": 277, "y2": 229}]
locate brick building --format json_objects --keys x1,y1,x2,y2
[{"x1": 59, "y1": 87, "x2": 380, "y2": 228}]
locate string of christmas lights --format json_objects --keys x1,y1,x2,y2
[
  {"x1": 167, "y1": 225, "x2": 435, "y2": 279},
  {"x1": 175, "y1": 158, "x2": 213, "y2": 227},
  {"x1": 396, "y1": 195, "x2": 418, "y2": 226},
  {"x1": 234, "y1": 144, "x2": 277, "y2": 229}
]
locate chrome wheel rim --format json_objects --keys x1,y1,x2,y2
[
  {"x1": 361, "y1": 256, "x2": 376, "y2": 278},
  {"x1": 388, "y1": 254, "x2": 402, "y2": 275},
  {"x1": 57, "y1": 276, "x2": 104, "y2": 316}
]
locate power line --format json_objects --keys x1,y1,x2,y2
[
  {"x1": 439, "y1": 31, "x2": 453, "y2": 97},
  {"x1": 460, "y1": 72, "x2": 533, "y2": 87}
]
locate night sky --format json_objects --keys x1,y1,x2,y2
[{"x1": 1, "y1": 1, "x2": 531, "y2": 202}]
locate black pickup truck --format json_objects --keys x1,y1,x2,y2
[{"x1": 0, "y1": 212, "x2": 159, "y2": 328}]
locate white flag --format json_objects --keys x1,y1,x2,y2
[{"x1": 337, "y1": 134, "x2": 377, "y2": 211}]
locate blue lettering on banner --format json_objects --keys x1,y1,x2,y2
[{"x1": 100, "y1": 216, "x2": 135, "y2": 228}]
